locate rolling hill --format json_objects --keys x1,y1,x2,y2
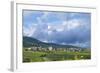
[{"x1": 23, "y1": 36, "x2": 82, "y2": 49}]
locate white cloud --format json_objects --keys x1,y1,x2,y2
[
  {"x1": 67, "y1": 19, "x2": 83, "y2": 30},
  {"x1": 23, "y1": 24, "x2": 37, "y2": 37},
  {"x1": 42, "y1": 40, "x2": 48, "y2": 43},
  {"x1": 69, "y1": 41, "x2": 90, "y2": 48},
  {"x1": 48, "y1": 25, "x2": 52, "y2": 30},
  {"x1": 48, "y1": 30, "x2": 53, "y2": 35},
  {"x1": 23, "y1": 11, "x2": 34, "y2": 17},
  {"x1": 56, "y1": 28, "x2": 64, "y2": 32},
  {"x1": 47, "y1": 19, "x2": 83, "y2": 33},
  {"x1": 42, "y1": 12, "x2": 50, "y2": 18}
]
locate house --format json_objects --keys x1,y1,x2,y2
[
  {"x1": 28, "y1": 48, "x2": 31, "y2": 50},
  {"x1": 31, "y1": 47, "x2": 38, "y2": 51},
  {"x1": 48, "y1": 46, "x2": 53, "y2": 51}
]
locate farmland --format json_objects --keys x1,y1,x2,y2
[{"x1": 23, "y1": 49, "x2": 91, "y2": 62}]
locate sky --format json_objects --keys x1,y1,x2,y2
[{"x1": 23, "y1": 10, "x2": 91, "y2": 48}]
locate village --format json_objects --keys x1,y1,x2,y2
[{"x1": 26, "y1": 46, "x2": 82, "y2": 52}]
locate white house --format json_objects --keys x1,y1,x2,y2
[{"x1": 48, "y1": 46, "x2": 53, "y2": 51}]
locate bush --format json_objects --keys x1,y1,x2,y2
[{"x1": 23, "y1": 58, "x2": 31, "y2": 62}]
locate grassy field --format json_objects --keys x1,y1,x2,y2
[{"x1": 23, "y1": 49, "x2": 91, "y2": 62}]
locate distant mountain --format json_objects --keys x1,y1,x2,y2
[{"x1": 23, "y1": 36, "x2": 82, "y2": 49}]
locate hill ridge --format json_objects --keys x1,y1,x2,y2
[{"x1": 23, "y1": 36, "x2": 82, "y2": 49}]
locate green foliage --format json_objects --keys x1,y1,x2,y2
[
  {"x1": 23, "y1": 50, "x2": 91, "y2": 63},
  {"x1": 23, "y1": 58, "x2": 31, "y2": 62}
]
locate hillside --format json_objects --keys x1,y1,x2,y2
[{"x1": 23, "y1": 36, "x2": 81, "y2": 49}]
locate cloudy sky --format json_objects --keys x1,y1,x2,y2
[{"x1": 23, "y1": 10, "x2": 91, "y2": 48}]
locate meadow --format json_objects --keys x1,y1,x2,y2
[{"x1": 23, "y1": 49, "x2": 91, "y2": 62}]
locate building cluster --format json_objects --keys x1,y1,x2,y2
[{"x1": 27, "y1": 46, "x2": 82, "y2": 52}]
